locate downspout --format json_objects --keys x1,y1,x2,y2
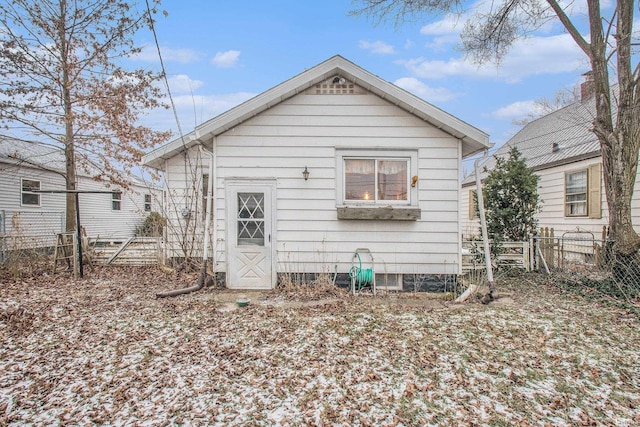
[
  {"x1": 474, "y1": 153, "x2": 495, "y2": 301},
  {"x1": 157, "y1": 142, "x2": 215, "y2": 298},
  {"x1": 208, "y1": 139, "x2": 216, "y2": 281}
]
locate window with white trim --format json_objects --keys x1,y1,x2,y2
[
  {"x1": 344, "y1": 157, "x2": 410, "y2": 204},
  {"x1": 21, "y1": 179, "x2": 40, "y2": 206},
  {"x1": 112, "y1": 192, "x2": 122, "y2": 211},
  {"x1": 144, "y1": 194, "x2": 152, "y2": 212}
]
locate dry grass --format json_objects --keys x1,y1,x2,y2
[
  {"x1": 276, "y1": 272, "x2": 348, "y2": 301},
  {"x1": 1, "y1": 267, "x2": 639, "y2": 426}
]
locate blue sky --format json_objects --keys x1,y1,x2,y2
[{"x1": 131, "y1": 0, "x2": 629, "y2": 174}]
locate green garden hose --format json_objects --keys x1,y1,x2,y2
[{"x1": 349, "y1": 251, "x2": 374, "y2": 290}]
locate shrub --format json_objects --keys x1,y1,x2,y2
[{"x1": 135, "y1": 211, "x2": 166, "y2": 237}]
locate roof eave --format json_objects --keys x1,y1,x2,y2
[
  {"x1": 531, "y1": 151, "x2": 601, "y2": 172},
  {"x1": 461, "y1": 150, "x2": 602, "y2": 188},
  {"x1": 197, "y1": 55, "x2": 490, "y2": 149},
  {"x1": 143, "y1": 55, "x2": 491, "y2": 169},
  {"x1": 142, "y1": 132, "x2": 199, "y2": 169}
]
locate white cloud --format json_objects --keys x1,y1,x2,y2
[
  {"x1": 358, "y1": 40, "x2": 396, "y2": 55},
  {"x1": 394, "y1": 77, "x2": 457, "y2": 102},
  {"x1": 401, "y1": 33, "x2": 588, "y2": 83},
  {"x1": 420, "y1": 15, "x2": 463, "y2": 36},
  {"x1": 173, "y1": 92, "x2": 254, "y2": 116},
  {"x1": 144, "y1": 91, "x2": 256, "y2": 133},
  {"x1": 400, "y1": 56, "x2": 487, "y2": 79},
  {"x1": 491, "y1": 100, "x2": 548, "y2": 120},
  {"x1": 211, "y1": 50, "x2": 241, "y2": 68},
  {"x1": 166, "y1": 74, "x2": 204, "y2": 94},
  {"x1": 557, "y1": 0, "x2": 590, "y2": 16},
  {"x1": 417, "y1": 1, "x2": 593, "y2": 47},
  {"x1": 423, "y1": 34, "x2": 461, "y2": 52},
  {"x1": 135, "y1": 45, "x2": 203, "y2": 63}
]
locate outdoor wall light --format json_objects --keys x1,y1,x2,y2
[{"x1": 303, "y1": 166, "x2": 310, "y2": 181}]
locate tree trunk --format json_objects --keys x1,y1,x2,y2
[
  {"x1": 59, "y1": 0, "x2": 77, "y2": 233},
  {"x1": 587, "y1": 0, "x2": 640, "y2": 256},
  {"x1": 610, "y1": 0, "x2": 640, "y2": 256},
  {"x1": 64, "y1": 143, "x2": 76, "y2": 232}
]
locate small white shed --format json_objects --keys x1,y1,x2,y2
[{"x1": 143, "y1": 55, "x2": 490, "y2": 290}]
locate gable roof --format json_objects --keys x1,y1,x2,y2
[
  {"x1": 0, "y1": 139, "x2": 67, "y2": 172},
  {"x1": 462, "y1": 96, "x2": 601, "y2": 187},
  {"x1": 0, "y1": 139, "x2": 150, "y2": 188},
  {"x1": 143, "y1": 55, "x2": 491, "y2": 169}
]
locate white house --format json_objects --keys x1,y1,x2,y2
[
  {"x1": 143, "y1": 55, "x2": 491, "y2": 290},
  {"x1": 461, "y1": 79, "x2": 640, "y2": 241},
  {"x1": 0, "y1": 139, "x2": 161, "y2": 249}
]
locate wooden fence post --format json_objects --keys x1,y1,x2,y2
[{"x1": 538, "y1": 227, "x2": 556, "y2": 271}]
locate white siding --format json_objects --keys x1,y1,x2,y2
[
  {"x1": 536, "y1": 159, "x2": 608, "y2": 236},
  {"x1": 460, "y1": 184, "x2": 481, "y2": 240},
  {"x1": 210, "y1": 91, "x2": 462, "y2": 275},
  {"x1": 0, "y1": 160, "x2": 159, "y2": 243},
  {"x1": 76, "y1": 177, "x2": 160, "y2": 240},
  {"x1": 461, "y1": 156, "x2": 640, "y2": 240},
  {"x1": 161, "y1": 148, "x2": 211, "y2": 260},
  {"x1": 1, "y1": 163, "x2": 67, "y2": 247}
]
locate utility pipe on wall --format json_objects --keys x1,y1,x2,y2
[{"x1": 156, "y1": 143, "x2": 215, "y2": 297}]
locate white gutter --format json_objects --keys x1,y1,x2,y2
[{"x1": 206, "y1": 139, "x2": 216, "y2": 271}]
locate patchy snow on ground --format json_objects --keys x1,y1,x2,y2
[{"x1": 1, "y1": 267, "x2": 639, "y2": 426}]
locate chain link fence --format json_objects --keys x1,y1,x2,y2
[
  {"x1": 0, "y1": 210, "x2": 64, "y2": 273},
  {"x1": 461, "y1": 230, "x2": 639, "y2": 312},
  {"x1": 532, "y1": 230, "x2": 639, "y2": 312}
]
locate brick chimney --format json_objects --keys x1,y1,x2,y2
[{"x1": 581, "y1": 71, "x2": 594, "y2": 101}]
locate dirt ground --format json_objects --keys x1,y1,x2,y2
[{"x1": 1, "y1": 266, "x2": 638, "y2": 426}]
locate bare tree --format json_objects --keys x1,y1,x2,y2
[
  {"x1": 353, "y1": 0, "x2": 639, "y2": 257},
  {"x1": 0, "y1": 0, "x2": 170, "y2": 232},
  {"x1": 511, "y1": 85, "x2": 581, "y2": 126}
]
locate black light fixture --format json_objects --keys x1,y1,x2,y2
[{"x1": 303, "y1": 166, "x2": 309, "y2": 180}]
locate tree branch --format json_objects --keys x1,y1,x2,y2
[{"x1": 545, "y1": 0, "x2": 591, "y2": 57}]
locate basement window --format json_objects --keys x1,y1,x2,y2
[{"x1": 376, "y1": 273, "x2": 402, "y2": 291}]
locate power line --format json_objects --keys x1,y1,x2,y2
[{"x1": 144, "y1": 0, "x2": 186, "y2": 146}]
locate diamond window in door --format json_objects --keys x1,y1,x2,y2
[{"x1": 237, "y1": 192, "x2": 265, "y2": 246}]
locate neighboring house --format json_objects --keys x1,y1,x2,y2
[
  {"x1": 461, "y1": 78, "x2": 639, "y2": 241},
  {"x1": 0, "y1": 139, "x2": 161, "y2": 248},
  {"x1": 143, "y1": 55, "x2": 491, "y2": 290}
]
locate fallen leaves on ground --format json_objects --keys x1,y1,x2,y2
[{"x1": 1, "y1": 267, "x2": 639, "y2": 426}]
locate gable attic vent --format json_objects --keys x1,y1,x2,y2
[{"x1": 308, "y1": 75, "x2": 365, "y2": 95}]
